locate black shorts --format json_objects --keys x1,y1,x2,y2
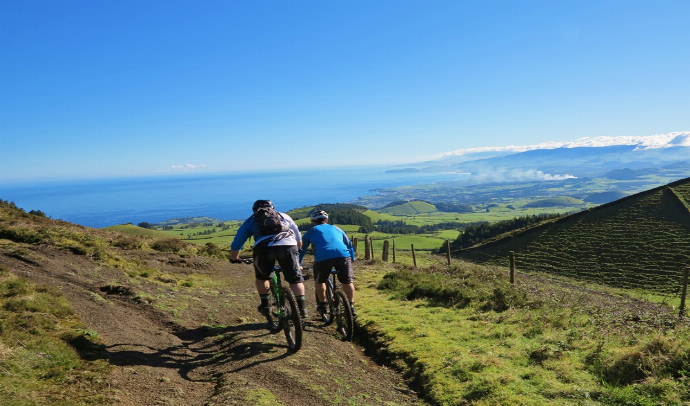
[
  {"x1": 313, "y1": 257, "x2": 354, "y2": 284},
  {"x1": 253, "y1": 245, "x2": 304, "y2": 284}
]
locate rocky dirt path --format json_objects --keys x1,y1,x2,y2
[{"x1": 1, "y1": 245, "x2": 424, "y2": 406}]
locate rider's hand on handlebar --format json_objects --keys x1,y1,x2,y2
[{"x1": 230, "y1": 258, "x2": 254, "y2": 264}]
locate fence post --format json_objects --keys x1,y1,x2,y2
[
  {"x1": 411, "y1": 244, "x2": 417, "y2": 267},
  {"x1": 352, "y1": 237, "x2": 358, "y2": 259},
  {"x1": 446, "y1": 240, "x2": 451, "y2": 266},
  {"x1": 382, "y1": 240, "x2": 389, "y2": 262},
  {"x1": 509, "y1": 251, "x2": 516, "y2": 284},
  {"x1": 364, "y1": 235, "x2": 370, "y2": 260},
  {"x1": 680, "y1": 266, "x2": 690, "y2": 317},
  {"x1": 392, "y1": 238, "x2": 396, "y2": 263}
]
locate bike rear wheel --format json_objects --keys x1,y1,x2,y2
[
  {"x1": 280, "y1": 286, "x2": 303, "y2": 352},
  {"x1": 334, "y1": 290, "x2": 354, "y2": 341}
]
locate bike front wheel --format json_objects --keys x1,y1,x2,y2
[{"x1": 280, "y1": 286, "x2": 303, "y2": 352}]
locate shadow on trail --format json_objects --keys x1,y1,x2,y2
[{"x1": 69, "y1": 322, "x2": 296, "y2": 382}]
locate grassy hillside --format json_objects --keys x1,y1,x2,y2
[
  {"x1": 0, "y1": 266, "x2": 110, "y2": 404},
  {"x1": 523, "y1": 196, "x2": 585, "y2": 208},
  {"x1": 104, "y1": 223, "x2": 172, "y2": 238},
  {"x1": 357, "y1": 260, "x2": 690, "y2": 406},
  {"x1": 456, "y1": 177, "x2": 690, "y2": 294},
  {"x1": 380, "y1": 201, "x2": 437, "y2": 215},
  {"x1": 362, "y1": 210, "x2": 400, "y2": 223},
  {"x1": 3, "y1": 197, "x2": 690, "y2": 405}
]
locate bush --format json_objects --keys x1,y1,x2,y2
[
  {"x1": 1, "y1": 279, "x2": 30, "y2": 297},
  {"x1": 151, "y1": 238, "x2": 187, "y2": 253},
  {"x1": 378, "y1": 264, "x2": 541, "y2": 311},
  {"x1": 67, "y1": 245, "x2": 88, "y2": 255},
  {"x1": 0, "y1": 226, "x2": 45, "y2": 244},
  {"x1": 594, "y1": 335, "x2": 690, "y2": 386},
  {"x1": 112, "y1": 235, "x2": 144, "y2": 250},
  {"x1": 199, "y1": 242, "x2": 224, "y2": 258}
]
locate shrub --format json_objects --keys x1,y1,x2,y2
[
  {"x1": 1, "y1": 279, "x2": 30, "y2": 297},
  {"x1": 152, "y1": 238, "x2": 187, "y2": 253},
  {"x1": 0, "y1": 226, "x2": 44, "y2": 244},
  {"x1": 67, "y1": 245, "x2": 88, "y2": 255},
  {"x1": 112, "y1": 235, "x2": 144, "y2": 250},
  {"x1": 592, "y1": 334, "x2": 690, "y2": 386},
  {"x1": 199, "y1": 242, "x2": 224, "y2": 258}
]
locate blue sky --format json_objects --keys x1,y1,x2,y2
[{"x1": 1, "y1": 0, "x2": 689, "y2": 182}]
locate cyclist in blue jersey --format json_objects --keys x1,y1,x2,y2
[
  {"x1": 230, "y1": 199, "x2": 308, "y2": 319},
  {"x1": 299, "y1": 209, "x2": 357, "y2": 317}
]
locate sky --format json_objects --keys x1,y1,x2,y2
[{"x1": 1, "y1": 0, "x2": 689, "y2": 182}]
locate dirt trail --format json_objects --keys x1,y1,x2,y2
[{"x1": 1, "y1": 245, "x2": 424, "y2": 406}]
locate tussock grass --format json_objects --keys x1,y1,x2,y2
[
  {"x1": 356, "y1": 257, "x2": 690, "y2": 405},
  {"x1": 0, "y1": 268, "x2": 111, "y2": 405}
]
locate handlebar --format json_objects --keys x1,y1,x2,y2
[{"x1": 230, "y1": 258, "x2": 254, "y2": 264}]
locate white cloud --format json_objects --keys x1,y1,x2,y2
[
  {"x1": 472, "y1": 169, "x2": 577, "y2": 182},
  {"x1": 437, "y1": 131, "x2": 690, "y2": 158},
  {"x1": 170, "y1": 164, "x2": 207, "y2": 170}
]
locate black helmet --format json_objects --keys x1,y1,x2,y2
[{"x1": 252, "y1": 199, "x2": 274, "y2": 212}]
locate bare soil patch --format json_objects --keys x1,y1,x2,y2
[{"x1": 1, "y1": 245, "x2": 424, "y2": 406}]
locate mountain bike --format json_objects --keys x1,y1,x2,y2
[
  {"x1": 235, "y1": 259, "x2": 302, "y2": 352},
  {"x1": 317, "y1": 267, "x2": 354, "y2": 341},
  {"x1": 263, "y1": 265, "x2": 303, "y2": 352}
]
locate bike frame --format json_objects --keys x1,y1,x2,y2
[
  {"x1": 320, "y1": 267, "x2": 353, "y2": 340},
  {"x1": 270, "y1": 266, "x2": 284, "y2": 317}
]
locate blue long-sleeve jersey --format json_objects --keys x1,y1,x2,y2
[{"x1": 299, "y1": 223, "x2": 355, "y2": 264}]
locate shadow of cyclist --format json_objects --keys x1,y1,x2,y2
[{"x1": 71, "y1": 322, "x2": 298, "y2": 382}]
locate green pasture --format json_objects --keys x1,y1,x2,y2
[
  {"x1": 104, "y1": 202, "x2": 576, "y2": 253},
  {"x1": 349, "y1": 232, "x2": 449, "y2": 253},
  {"x1": 333, "y1": 224, "x2": 360, "y2": 233},
  {"x1": 362, "y1": 210, "x2": 399, "y2": 222},
  {"x1": 383, "y1": 207, "x2": 580, "y2": 227},
  {"x1": 523, "y1": 195, "x2": 585, "y2": 208},
  {"x1": 104, "y1": 224, "x2": 170, "y2": 238},
  {"x1": 355, "y1": 259, "x2": 690, "y2": 406},
  {"x1": 160, "y1": 222, "x2": 241, "y2": 245},
  {"x1": 285, "y1": 206, "x2": 314, "y2": 220},
  {"x1": 294, "y1": 217, "x2": 311, "y2": 227},
  {"x1": 379, "y1": 200, "x2": 436, "y2": 215}
]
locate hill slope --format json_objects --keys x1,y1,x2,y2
[
  {"x1": 380, "y1": 201, "x2": 437, "y2": 215},
  {"x1": 455, "y1": 177, "x2": 690, "y2": 293},
  {"x1": 0, "y1": 201, "x2": 421, "y2": 406}
]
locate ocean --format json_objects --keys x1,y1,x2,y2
[{"x1": 0, "y1": 166, "x2": 465, "y2": 228}]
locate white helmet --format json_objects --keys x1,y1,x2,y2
[{"x1": 310, "y1": 210, "x2": 328, "y2": 221}]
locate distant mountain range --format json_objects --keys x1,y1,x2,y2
[{"x1": 388, "y1": 145, "x2": 690, "y2": 182}]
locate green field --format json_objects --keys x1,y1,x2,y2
[
  {"x1": 348, "y1": 232, "x2": 452, "y2": 252},
  {"x1": 379, "y1": 200, "x2": 437, "y2": 215},
  {"x1": 457, "y1": 177, "x2": 690, "y2": 294},
  {"x1": 5, "y1": 181, "x2": 690, "y2": 406},
  {"x1": 356, "y1": 258, "x2": 690, "y2": 406},
  {"x1": 104, "y1": 202, "x2": 572, "y2": 255}
]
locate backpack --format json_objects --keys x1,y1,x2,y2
[{"x1": 253, "y1": 207, "x2": 287, "y2": 235}]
